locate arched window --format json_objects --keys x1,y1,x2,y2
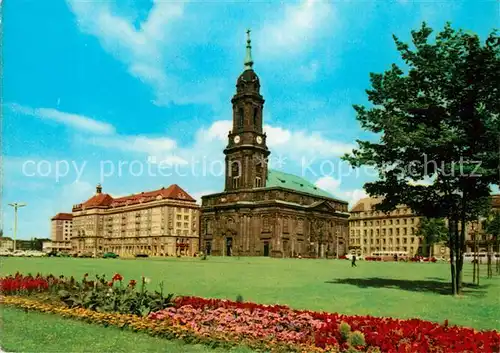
[
  {"x1": 238, "y1": 108, "x2": 244, "y2": 128},
  {"x1": 230, "y1": 161, "x2": 240, "y2": 188}
]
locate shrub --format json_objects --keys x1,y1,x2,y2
[
  {"x1": 339, "y1": 322, "x2": 351, "y2": 341},
  {"x1": 348, "y1": 331, "x2": 366, "y2": 347},
  {"x1": 57, "y1": 274, "x2": 174, "y2": 316}
]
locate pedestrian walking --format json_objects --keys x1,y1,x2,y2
[{"x1": 351, "y1": 255, "x2": 357, "y2": 267}]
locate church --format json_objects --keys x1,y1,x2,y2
[{"x1": 200, "y1": 31, "x2": 350, "y2": 258}]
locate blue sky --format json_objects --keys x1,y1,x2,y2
[{"x1": 2, "y1": 0, "x2": 498, "y2": 239}]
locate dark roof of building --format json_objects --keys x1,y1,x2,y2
[
  {"x1": 51, "y1": 213, "x2": 73, "y2": 221},
  {"x1": 112, "y1": 184, "x2": 196, "y2": 204},
  {"x1": 74, "y1": 184, "x2": 196, "y2": 211},
  {"x1": 266, "y1": 169, "x2": 343, "y2": 201}
]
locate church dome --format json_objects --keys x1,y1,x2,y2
[
  {"x1": 235, "y1": 30, "x2": 261, "y2": 94},
  {"x1": 236, "y1": 69, "x2": 260, "y2": 93}
]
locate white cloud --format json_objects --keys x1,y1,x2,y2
[
  {"x1": 67, "y1": 0, "x2": 182, "y2": 103},
  {"x1": 266, "y1": 126, "x2": 355, "y2": 159},
  {"x1": 315, "y1": 176, "x2": 368, "y2": 206},
  {"x1": 257, "y1": 0, "x2": 336, "y2": 56},
  {"x1": 66, "y1": 0, "x2": 223, "y2": 106},
  {"x1": 8, "y1": 103, "x2": 115, "y2": 135}
]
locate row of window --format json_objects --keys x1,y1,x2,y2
[
  {"x1": 353, "y1": 208, "x2": 412, "y2": 218},
  {"x1": 351, "y1": 218, "x2": 416, "y2": 227},
  {"x1": 352, "y1": 227, "x2": 416, "y2": 236},
  {"x1": 350, "y1": 237, "x2": 418, "y2": 245}
]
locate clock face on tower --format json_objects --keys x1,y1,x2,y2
[
  {"x1": 256, "y1": 136, "x2": 263, "y2": 144},
  {"x1": 233, "y1": 135, "x2": 241, "y2": 144}
]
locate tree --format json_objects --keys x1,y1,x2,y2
[
  {"x1": 343, "y1": 23, "x2": 500, "y2": 295},
  {"x1": 484, "y1": 210, "x2": 500, "y2": 275},
  {"x1": 416, "y1": 218, "x2": 448, "y2": 256}
]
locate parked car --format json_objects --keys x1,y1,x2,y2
[
  {"x1": 103, "y1": 252, "x2": 119, "y2": 259},
  {"x1": 134, "y1": 253, "x2": 149, "y2": 258},
  {"x1": 78, "y1": 252, "x2": 94, "y2": 258},
  {"x1": 12, "y1": 250, "x2": 27, "y2": 257},
  {"x1": 25, "y1": 250, "x2": 46, "y2": 257},
  {"x1": 0, "y1": 249, "x2": 13, "y2": 257}
]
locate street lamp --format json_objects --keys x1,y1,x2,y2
[{"x1": 8, "y1": 202, "x2": 27, "y2": 251}]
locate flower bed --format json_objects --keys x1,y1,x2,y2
[
  {"x1": 2, "y1": 273, "x2": 500, "y2": 353},
  {"x1": 161, "y1": 296, "x2": 500, "y2": 353}
]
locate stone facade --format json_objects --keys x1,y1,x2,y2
[
  {"x1": 50, "y1": 213, "x2": 73, "y2": 252},
  {"x1": 349, "y1": 197, "x2": 423, "y2": 257},
  {"x1": 71, "y1": 184, "x2": 200, "y2": 257},
  {"x1": 200, "y1": 32, "x2": 349, "y2": 258}
]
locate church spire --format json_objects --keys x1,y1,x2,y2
[{"x1": 244, "y1": 29, "x2": 253, "y2": 70}]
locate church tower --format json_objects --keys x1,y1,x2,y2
[{"x1": 224, "y1": 30, "x2": 270, "y2": 191}]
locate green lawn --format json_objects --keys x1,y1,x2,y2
[
  {"x1": 0, "y1": 306, "x2": 253, "y2": 353},
  {"x1": 1, "y1": 257, "x2": 499, "y2": 330}
]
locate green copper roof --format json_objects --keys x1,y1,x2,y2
[{"x1": 266, "y1": 169, "x2": 336, "y2": 199}]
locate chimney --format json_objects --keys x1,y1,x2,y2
[{"x1": 96, "y1": 183, "x2": 102, "y2": 194}]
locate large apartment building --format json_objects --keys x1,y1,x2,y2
[
  {"x1": 348, "y1": 197, "x2": 424, "y2": 257},
  {"x1": 349, "y1": 195, "x2": 500, "y2": 258},
  {"x1": 50, "y1": 213, "x2": 73, "y2": 252},
  {"x1": 71, "y1": 184, "x2": 200, "y2": 257}
]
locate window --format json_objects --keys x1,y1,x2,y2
[
  {"x1": 184, "y1": 222, "x2": 188, "y2": 228},
  {"x1": 232, "y1": 177, "x2": 240, "y2": 189},
  {"x1": 238, "y1": 108, "x2": 244, "y2": 128},
  {"x1": 297, "y1": 219, "x2": 304, "y2": 234},
  {"x1": 403, "y1": 228, "x2": 407, "y2": 235},
  {"x1": 255, "y1": 177, "x2": 262, "y2": 187},
  {"x1": 176, "y1": 222, "x2": 182, "y2": 228},
  {"x1": 253, "y1": 107, "x2": 258, "y2": 127},
  {"x1": 177, "y1": 215, "x2": 182, "y2": 220},
  {"x1": 263, "y1": 217, "x2": 270, "y2": 232},
  {"x1": 283, "y1": 218, "x2": 289, "y2": 233},
  {"x1": 396, "y1": 228, "x2": 400, "y2": 235},
  {"x1": 396, "y1": 219, "x2": 400, "y2": 225},
  {"x1": 404, "y1": 219, "x2": 407, "y2": 225}
]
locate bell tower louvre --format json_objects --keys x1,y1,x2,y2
[{"x1": 224, "y1": 29, "x2": 270, "y2": 192}]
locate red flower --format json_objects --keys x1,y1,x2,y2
[
  {"x1": 107, "y1": 281, "x2": 114, "y2": 287},
  {"x1": 112, "y1": 273, "x2": 123, "y2": 282},
  {"x1": 128, "y1": 279, "x2": 137, "y2": 288}
]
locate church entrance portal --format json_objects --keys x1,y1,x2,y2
[
  {"x1": 263, "y1": 242, "x2": 270, "y2": 257},
  {"x1": 225, "y1": 237, "x2": 233, "y2": 256}
]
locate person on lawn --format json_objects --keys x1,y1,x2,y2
[{"x1": 351, "y1": 255, "x2": 357, "y2": 267}]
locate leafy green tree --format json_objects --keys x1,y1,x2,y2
[
  {"x1": 416, "y1": 218, "x2": 448, "y2": 256},
  {"x1": 343, "y1": 23, "x2": 500, "y2": 295},
  {"x1": 484, "y1": 210, "x2": 500, "y2": 240}
]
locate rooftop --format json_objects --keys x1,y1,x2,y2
[
  {"x1": 74, "y1": 184, "x2": 196, "y2": 211},
  {"x1": 51, "y1": 213, "x2": 73, "y2": 221},
  {"x1": 266, "y1": 169, "x2": 344, "y2": 201}
]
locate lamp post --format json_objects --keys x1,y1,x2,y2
[{"x1": 8, "y1": 202, "x2": 27, "y2": 251}]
